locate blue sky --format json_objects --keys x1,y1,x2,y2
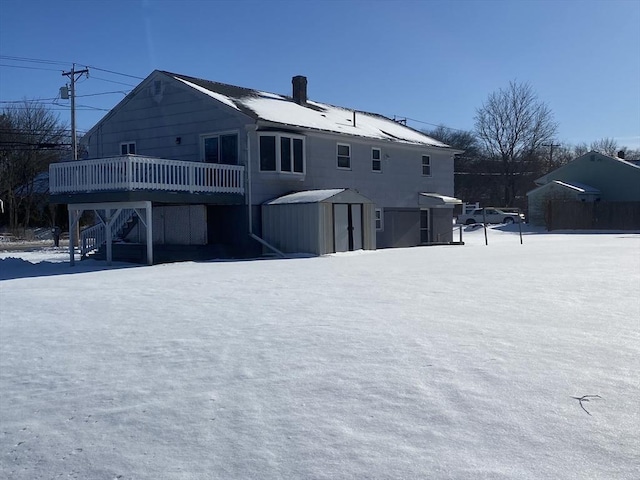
[{"x1": 1, "y1": 0, "x2": 639, "y2": 149}]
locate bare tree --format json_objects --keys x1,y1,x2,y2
[
  {"x1": 475, "y1": 81, "x2": 557, "y2": 206},
  {"x1": 589, "y1": 137, "x2": 619, "y2": 157},
  {"x1": 0, "y1": 101, "x2": 68, "y2": 230},
  {"x1": 425, "y1": 126, "x2": 491, "y2": 202}
]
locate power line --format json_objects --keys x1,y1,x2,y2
[
  {"x1": 0, "y1": 63, "x2": 63, "y2": 72},
  {"x1": 400, "y1": 116, "x2": 470, "y2": 133},
  {"x1": 77, "y1": 90, "x2": 130, "y2": 98},
  {"x1": 0, "y1": 55, "x2": 68, "y2": 66},
  {"x1": 84, "y1": 66, "x2": 144, "y2": 80},
  {"x1": 90, "y1": 76, "x2": 137, "y2": 87}
]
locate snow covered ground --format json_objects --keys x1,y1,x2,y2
[{"x1": 1, "y1": 226, "x2": 639, "y2": 479}]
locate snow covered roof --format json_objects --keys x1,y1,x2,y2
[
  {"x1": 265, "y1": 189, "x2": 347, "y2": 205},
  {"x1": 264, "y1": 189, "x2": 374, "y2": 205},
  {"x1": 167, "y1": 72, "x2": 450, "y2": 148},
  {"x1": 419, "y1": 192, "x2": 462, "y2": 207},
  {"x1": 553, "y1": 181, "x2": 600, "y2": 194}
]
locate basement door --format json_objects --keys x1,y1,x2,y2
[{"x1": 333, "y1": 204, "x2": 363, "y2": 252}]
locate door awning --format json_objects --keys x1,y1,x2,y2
[{"x1": 419, "y1": 193, "x2": 462, "y2": 208}]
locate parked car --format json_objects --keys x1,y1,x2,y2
[{"x1": 456, "y1": 208, "x2": 525, "y2": 225}]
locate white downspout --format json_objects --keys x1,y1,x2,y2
[
  {"x1": 246, "y1": 124, "x2": 254, "y2": 234},
  {"x1": 245, "y1": 124, "x2": 285, "y2": 258}
]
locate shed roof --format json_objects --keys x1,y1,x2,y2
[
  {"x1": 419, "y1": 192, "x2": 462, "y2": 208},
  {"x1": 265, "y1": 189, "x2": 373, "y2": 205}
]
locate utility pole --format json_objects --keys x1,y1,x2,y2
[
  {"x1": 62, "y1": 64, "x2": 89, "y2": 160},
  {"x1": 542, "y1": 142, "x2": 560, "y2": 167}
]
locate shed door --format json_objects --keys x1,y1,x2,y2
[{"x1": 333, "y1": 204, "x2": 363, "y2": 252}]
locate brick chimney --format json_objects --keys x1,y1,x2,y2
[
  {"x1": 617, "y1": 150, "x2": 625, "y2": 159},
  {"x1": 292, "y1": 75, "x2": 307, "y2": 105}
]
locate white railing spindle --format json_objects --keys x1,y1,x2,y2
[{"x1": 49, "y1": 155, "x2": 245, "y2": 195}]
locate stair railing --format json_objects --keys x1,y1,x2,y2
[{"x1": 80, "y1": 208, "x2": 136, "y2": 257}]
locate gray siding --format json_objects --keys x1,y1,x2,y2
[
  {"x1": 249, "y1": 130, "x2": 455, "y2": 248},
  {"x1": 249, "y1": 131, "x2": 455, "y2": 208},
  {"x1": 377, "y1": 209, "x2": 420, "y2": 248},
  {"x1": 262, "y1": 203, "x2": 321, "y2": 254},
  {"x1": 84, "y1": 72, "x2": 252, "y2": 163},
  {"x1": 431, "y1": 209, "x2": 453, "y2": 243}
]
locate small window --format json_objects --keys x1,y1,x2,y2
[
  {"x1": 120, "y1": 142, "x2": 136, "y2": 155},
  {"x1": 202, "y1": 133, "x2": 238, "y2": 164},
  {"x1": 260, "y1": 136, "x2": 277, "y2": 171},
  {"x1": 422, "y1": 155, "x2": 431, "y2": 176},
  {"x1": 281, "y1": 137, "x2": 292, "y2": 172},
  {"x1": 372, "y1": 148, "x2": 382, "y2": 172},
  {"x1": 293, "y1": 138, "x2": 304, "y2": 173},
  {"x1": 375, "y1": 208, "x2": 383, "y2": 231},
  {"x1": 337, "y1": 143, "x2": 351, "y2": 169}
]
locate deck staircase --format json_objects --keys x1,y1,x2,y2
[{"x1": 80, "y1": 209, "x2": 138, "y2": 259}]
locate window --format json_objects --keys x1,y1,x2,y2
[
  {"x1": 259, "y1": 133, "x2": 305, "y2": 173},
  {"x1": 120, "y1": 142, "x2": 136, "y2": 155},
  {"x1": 337, "y1": 143, "x2": 351, "y2": 169},
  {"x1": 375, "y1": 208, "x2": 383, "y2": 231},
  {"x1": 372, "y1": 148, "x2": 382, "y2": 172},
  {"x1": 422, "y1": 155, "x2": 431, "y2": 176},
  {"x1": 202, "y1": 133, "x2": 238, "y2": 165}
]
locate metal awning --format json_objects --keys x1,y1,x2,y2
[{"x1": 419, "y1": 193, "x2": 462, "y2": 208}]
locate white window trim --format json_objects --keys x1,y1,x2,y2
[
  {"x1": 375, "y1": 208, "x2": 384, "y2": 231},
  {"x1": 200, "y1": 130, "x2": 240, "y2": 164},
  {"x1": 258, "y1": 132, "x2": 306, "y2": 174},
  {"x1": 422, "y1": 154, "x2": 431, "y2": 176},
  {"x1": 337, "y1": 143, "x2": 351, "y2": 170},
  {"x1": 120, "y1": 141, "x2": 136, "y2": 155},
  {"x1": 372, "y1": 147, "x2": 382, "y2": 172}
]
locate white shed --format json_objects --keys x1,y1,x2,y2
[{"x1": 262, "y1": 189, "x2": 376, "y2": 255}]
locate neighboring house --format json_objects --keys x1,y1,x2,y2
[
  {"x1": 49, "y1": 70, "x2": 462, "y2": 264},
  {"x1": 527, "y1": 151, "x2": 640, "y2": 228}
]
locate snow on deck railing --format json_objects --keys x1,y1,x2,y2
[{"x1": 49, "y1": 155, "x2": 245, "y2": 195}]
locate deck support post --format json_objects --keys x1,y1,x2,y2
[{"x1": 68, "y1": 207, "x2": 82, "y2": 266}]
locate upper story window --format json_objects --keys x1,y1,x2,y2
[
  {"x1": 120, "y1": 142, "x2": 136, "y2": 155},
  {"x1": 422, "y1": 155, "x2": 431, "y2": 176},
  {"x1": 337, "y1": 143, "x2": 351, "y2": 169},
  {"x1": 259, "y1": 133, "x2": 305, "y2": 173},
  {"x1": 372, "y1": 148, "x2": 382, "y2": 172},
  {"x1": 201, "y1": 133, "x2": 238, "y2": 165},
  {"x1": 375, "y1": 208, "x2": 383, "y2": 231}
]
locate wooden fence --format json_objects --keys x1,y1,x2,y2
[{"x1": 546, "y1": 201, "x2": 640, "y2": 230}]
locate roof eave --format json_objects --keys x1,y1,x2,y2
[{"x1": 255, "y1": 119, "x2": 458, "y2": 150}]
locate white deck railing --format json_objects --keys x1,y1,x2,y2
[{"x1": 50, "y1": 155, "x2": 245, "y2": 195}]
